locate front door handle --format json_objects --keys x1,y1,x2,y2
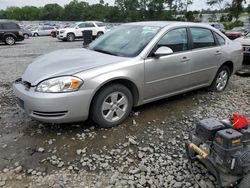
[
  {"x1": 215, "y1": 51, "x2": 222, "y2": 55},
  {"x1": 181, "y1": 56, "x2": 190, "y2": 62}
]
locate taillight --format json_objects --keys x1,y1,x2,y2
[{"x1": 18, "y1": 31, "x2": 23, "y2": 36}]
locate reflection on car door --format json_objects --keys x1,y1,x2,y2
[
  {"x1": 186, "y1": 27, "x2": 222, "y2": 87},
  {"x1": 144, "y1": 27, "x2": 193, "y2": 101}
]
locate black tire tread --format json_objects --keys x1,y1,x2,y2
[
  {"x1": 91, "y1": 84, "x2": 133, "y2": 128},
  {"x1": 209, "y1": 65, "x2": 230, "y2": 92}
]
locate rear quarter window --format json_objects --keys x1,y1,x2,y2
[
  {"x1": 214, "y1": 32, "x2": 225, "y2": 45},
  {"x1": 190, "y1": 27, "x2": 216, "y2": 49}
]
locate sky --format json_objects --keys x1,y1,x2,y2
[{"x1": 0, "y1": 0, "x2": 211, "y2": 10}]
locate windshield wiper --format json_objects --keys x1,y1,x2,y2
[{"x1": 93, "y1": 49, "x2": 118, "y2": 56}]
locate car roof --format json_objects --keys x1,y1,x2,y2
[{"x1": 124, "y1": 21, "x2": 212, "y2": 28}]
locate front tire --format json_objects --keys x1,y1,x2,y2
[
  {"x1": 33, "y1": 33, "x2": 38, "y2": 37},
  {"x1": 24, "y1": 34, "x2": 29, "y2": 39},
  {"x1": 67, "y1": 33, "x2": 75, "y2": 42},
  {"x1": 91, "y1": 84, "x2": 133, "y2": 128},
  {"x1": 96, "y1": 32, "x2": 104, "y2": 38},
  {"x1": 4, "y1": 36, "x2": 16, "y2": 45},
  {"x1": 209, "y1": 65, "x2": 230, "y2": 92}
]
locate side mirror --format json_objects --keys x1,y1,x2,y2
[
  {"x1": 154, "y1": 46, "x2": 173, "y2": 57},
  {"x1": 76, "y1": 26, "x2": 79, "y2": 29}
]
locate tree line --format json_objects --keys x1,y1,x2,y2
[{"x1": 0, "y1": 0, "x2": 248, "y2": 22}]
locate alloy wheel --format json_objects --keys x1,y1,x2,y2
[
  {"x1": 101, "y1": 92, "x2": 128, "y2": 123},
  {"x1": 216, "y1": 70, "x2": 228, "y2": 91},
  {"x1": 5, "y1": 36, "x2": 15, "y2": 45}
]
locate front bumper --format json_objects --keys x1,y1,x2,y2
[
  {"x1": 57, "y1": 33, "x2": 67, "y2": 40},
  {"x1": 13, "y1": 83, "x2": 93, "y2": 123}
]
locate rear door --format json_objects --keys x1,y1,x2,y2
[{"x1": 186, "y1": 27, "x2": 223, "y2": 87}]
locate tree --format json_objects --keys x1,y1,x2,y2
[
  {"x1": 227, "y1": 0, "x2": 245, "y2": 20},
  {"x1": 39, "y1": 4, "x2": 63, "y2": 20},
  {"x1": 64, "y1": 0, "x2": 89, "y2": 21},
  {"x1": 207, "y1": 0, "x2": 224, "y2": 9},
  {"x1": 185, "y1": 10, "x2": 195, "y2": 21},
  {"x1": 0, "y1": 9, "x2": 5, "y2": 19}
]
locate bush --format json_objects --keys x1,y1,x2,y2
[{"x1": 223, "y1": 20, "x2": 244, "y2": 30}]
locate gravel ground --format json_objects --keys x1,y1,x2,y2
[{"x1": 0, "y1": 37, "x2": 249, "y2": 188}]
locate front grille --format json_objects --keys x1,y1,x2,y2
[{"x1": 32, "y1": 111, "x2": 68, "y2": 117}]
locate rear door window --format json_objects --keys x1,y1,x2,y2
[{"x1": 190, "y1": 28, "x2": 216, "y2": 49}]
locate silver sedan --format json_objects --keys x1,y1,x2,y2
[{"x1": 14, "y1": 22, "x2": 243, "y2": 127}]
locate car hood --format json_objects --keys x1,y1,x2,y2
[
  {"x1": 235, "y1": 37, "x2": 250, "y2": 45},
  {"x1": 22, "y1": 48, "x2": 129, "y2": 85}
]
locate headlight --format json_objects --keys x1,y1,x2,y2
[
  {"x1": 36, "y1": 76, "x2": 83, "y2": 93},
  {"x1": 60, "y1": 30, "x2": 65, "y2": 33}
]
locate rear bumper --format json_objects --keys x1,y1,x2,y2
[
  {"x1": 13, "y1": 83, "x2": 93, "y2": 124},
  {"x1": 17, "y1": 36, "x2": 24, "y2": 41}
]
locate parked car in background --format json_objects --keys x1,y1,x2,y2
[
  {"x1": 21, "y1": 29, "x2": 32, "y2": 39},
  {"x1": 32, "y1": 26, "x2": 56, "y2": 37},
  {"x1": 0, "y1": 22, "x2": 24, "y2": 45},
  {"x1": 225, "y1": 27, "x2": 246, "y2": 40},
  {"x1": 57, "y1": 21, "x2": 106, "y2": 42},
  {"x1": 236, "y1": 32, "x2": 250, "y2": 62},
  {"x1": 209, "y1": 22, "x2": 225, "y2": 33},
  {"x1": 14, "y1": 22, "x2": 243, "y2": 127}
]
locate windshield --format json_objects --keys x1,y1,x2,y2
[
  {"x1": 89, "y1": 25, "x2": 160, "y2": 57},
  {"x1": 69, "y1": 23, "x2": 77, "y2": 28}
]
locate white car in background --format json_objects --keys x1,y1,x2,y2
[
  {"x1": 235, "y1": 32, "x2": 250, "y2": 74},
  {"x1": 236, "y1": 32, "x2": 250, "y2": 61},
  {"x1": 57, "y1": 21, "x2": 106, "y2": 42}
]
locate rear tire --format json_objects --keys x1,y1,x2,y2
[
  {"x1": 209, "y1": 65, "x2": 230, "y2": 92},
  {"x1": 4, "y1": 36, "x2": 16, "y2": 45},
  {"x1": 67, "y1": 33, "x2": 75, "y2": 42},
  {"x1": 24, "y1": 34, "x2": 29, "y2": 39},
  {"x1": 91, "y1": 84, "x2": 133, "y2": 128}
]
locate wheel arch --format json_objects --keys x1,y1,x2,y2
[
  {"x1": 89, "y1": 78, "x2": 140, "y2": 111},
  {"x1": 3, "y1": 33, "x2": 17, "y2": 39},
  {"x1": 221, "y1": 61, "x2": 234, "y2": 76}
]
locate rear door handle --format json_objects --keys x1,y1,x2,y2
[
  {"x1": 215, "y1": 51, "x2": 222, "y2": 55},
  {"x1": 181, "y1": 56, "x2": 190, "y2": 62}
]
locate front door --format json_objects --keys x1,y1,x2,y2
[{"x1": 144, "y1": 27, "x2": 192, "y2": 100}]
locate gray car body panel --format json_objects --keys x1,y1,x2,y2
[{"x1": 14, "y1": 21, "x2": 243, "y2": 123}]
